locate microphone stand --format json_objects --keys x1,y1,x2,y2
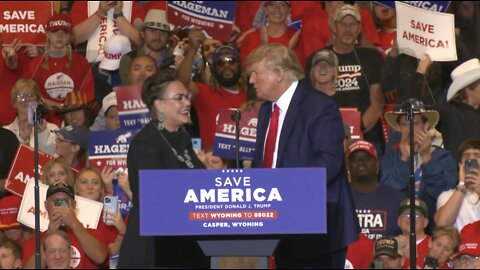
[
  {"x1": 231, "y1": 110, "x2": 241, "y2": 168},
  {"x1": 402, "y1": 101, "x2": 416, "y2": 270},
  {"x1": 32, "y1": 105, "x2": 43, "y2": 269}
]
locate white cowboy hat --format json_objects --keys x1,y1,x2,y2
[
  {"x1": 385, "y1": 99, "x2": 439, "y2": 132},
  {"x1": 447, "y1": 58, "x2": 480, "y2": 101}
]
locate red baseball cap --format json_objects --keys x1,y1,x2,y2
[
  {"x1": 46, "y1": 13, "x2": 72, "y2": 33},
  {"x1": 347, "y1": 140, "x2": 378, "y2": 160},
  {"x1": 454, "y1": 221, "x2": 480, "y2": 259},
  {"x1": 0, "y1": 195, "x2": 21, "y2": 230}
]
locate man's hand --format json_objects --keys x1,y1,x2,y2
[
  {"x1": 188, "y1": 27, "x2": 206, "y2": 51},
  {"x1": 113, "y1": 1, "x2": 123, "y2": 14},
  {"x1": 98, "y1": 1, "x2": 116, "y2": 16},
  {"x1": 417, "y1": 54, "x2": 432, "y2": 74},
  {"x1": 53, "y1": 204, "x2": 78, "y2": 228},
  {"x1": 2, "y1": 38, "x2": 21, "y2": 69},
  {"x1": 47, "y1": 209, "x2": 64, "y2": 231},
  {"x1": 101, "y1": 166, "x2": 116, "y2": 193},
  {"x1": 23, "y1": 43, "x2": 39, "y2": 58},
  {"x1": 415, "y1": 124, "x2": 432, "y2": 164}
]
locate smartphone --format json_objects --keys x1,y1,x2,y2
[
  {"x1": 192, "y1": 138, "x2": 202, "y2": 152},
  {"x1": 465, "y1": 159, "x2": 479, "y2": 175},
  {"x1": 54, "y1": 198, "x2": 69, "y2": 207},
  {"x1": 424, "y1": 255, "x2": 439, "y2": 269},
  {"x1": 103, "y1": 196, "x2": 118, "y2": 225}
]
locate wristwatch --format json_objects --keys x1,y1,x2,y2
[
  {"x1": 455, "y1": 182, "x2": 467, "y2": 194},
  {"x1": 113, "y1": 11, "x2": 124, "y2": 19}
]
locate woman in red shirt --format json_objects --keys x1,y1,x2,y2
[
  {"x1": 239, "y1": 1, "x2": 305, "y2": 68},
  {"x1": 24, "y1": 14, "x2": 95, "y2": 127}
]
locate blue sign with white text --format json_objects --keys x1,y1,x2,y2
[
  {"x1": 167, "y1": 1, "x2": 237, "y2": 41},
  {"x1": 139, "y1": 168, "x2": 327, "y2": 236}
]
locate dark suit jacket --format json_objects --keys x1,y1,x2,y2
[
  {"x1": 253, "y1": 80, "x2": 359, "y2": 266},
  {"x1": 118, "y1": 121, "x2": 210, "y2": 269}
]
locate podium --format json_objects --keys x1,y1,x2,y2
[
  {"x1": 198, "y1": 239, "x2": 278, "y2": 268},
  {"x1": 139, "y1": 168, "x2": 327, "y2": 269}
]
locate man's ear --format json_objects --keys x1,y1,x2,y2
[{"x1": 276, "y1": 69, "x2": 285, "y2": 84}]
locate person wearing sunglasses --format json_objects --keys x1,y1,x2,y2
[{"x1": 178, "y1": 29, "x2": 248, "y2": 150}]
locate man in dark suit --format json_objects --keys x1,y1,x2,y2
[{"x1": 247, "y1": 44, "x2": 359, "y2": 268}]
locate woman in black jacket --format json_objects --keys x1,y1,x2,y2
[{"x1": 118, "y1": 70, "x2": 209, "y2": 268}]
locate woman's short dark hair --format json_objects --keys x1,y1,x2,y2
[{"x1": 141, "y1": 69, "x2": 177, "y2": 113}]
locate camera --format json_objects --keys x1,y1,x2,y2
[
  {"x1": 54, "y1": 198, "x2": 69, "y2": 207},
  {"x1": 424, "y1": 255, "x2": 439, "y2": 269}
]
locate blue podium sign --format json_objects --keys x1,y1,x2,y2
[{"x1": 139, "y1": 168, "x2": 326, "y2": 236}]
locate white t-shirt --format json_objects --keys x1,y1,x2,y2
[{"x1": 437, "y1": 189, "x2": 480, "y2": 231}]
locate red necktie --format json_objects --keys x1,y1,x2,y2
[{"x1": 263, "y1": 104, "x2": 280, "y2": 168}]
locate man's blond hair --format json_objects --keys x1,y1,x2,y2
[{"x1": 246, "y1": 44, "x2": 304, "y2": 82}]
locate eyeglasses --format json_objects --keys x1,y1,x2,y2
[
  {"x1": 16, "y1": 92, "x2": 36, "y2": 102},
  {"x1": 159, "y1": 93, "x2": 192, "y2": 103},
  {"x1": 215, "y1": 57, "x2": 238, "y2": 68},
  {"x1": 455, "y1": 255, "x2": 480, "y2": 264},
  {"x1": 401, "y1": 212, "x2": 423, "y2": 219}
]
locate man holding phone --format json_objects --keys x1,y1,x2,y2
[
  {"x1": 22, "y1": 182, "x2": 108, "y2": 269},
  {"x1": 436, "y1": 139, "x2": 480, "y2": 231}
]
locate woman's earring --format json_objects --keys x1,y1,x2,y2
[{"x1": 157, "y1": 112, "x2": 165, "y2": 131}]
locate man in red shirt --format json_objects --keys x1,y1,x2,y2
[
  {"x1": 396, "y1": 198, "x2": 430, "y2": 269},
  {"x1": 23, "y1": 182, "x2": 108, "y2": 268},
  {"x1": 179, "y1": 30, "x2": 248, "y2": 149}
]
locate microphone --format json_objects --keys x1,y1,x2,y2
[
  {"x1": 231, "y1": 110, "x2": 241, "y2": 123},
  {"x1": 27, "y1": 101, "x2": 47, "y2": 125},
  {"x1": 231, "y1": 110, "x2": 241, "y2": 168}
]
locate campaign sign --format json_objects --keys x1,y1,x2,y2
[
  {"x1": 139, "y1": 168, "x2": 326, "y2": 236},
  {"x1": 18, "y1": 179, "x2": 103, "y2": 232},
  {"x1": 88, "y1": 129, "x2": 138, "y2": 171},
  {"x1": 396, "y1": 2, "x2": 456, "y2": 62},
  {"x1": 167, "y1": 1, "x2": 237, "y2": 42},
  {"x1": 374, "y1": 1, "x2": 450, "y2": 12},
  {"x1": 0, "y1": 1, "x2": 52, "y2": 45},
  {"x1": 5, "y1": 144, "x2": 53, "y2": 197},
  {"x1": 115, "y1": 85, "x2": 151, "y2": 130},
  {"x1": 340, "y1": 108, "x2": 362, "y2": 140},
  {"x1": 88, "y1": 129, "x2": 137, "y2": 219},
  {"x1": 213, "y1": 109, "x2": 257, "y2": 161}
]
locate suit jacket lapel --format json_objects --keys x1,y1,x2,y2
[{"x1": 276, "y1": 81, "x2": 306, "y2": 166}]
